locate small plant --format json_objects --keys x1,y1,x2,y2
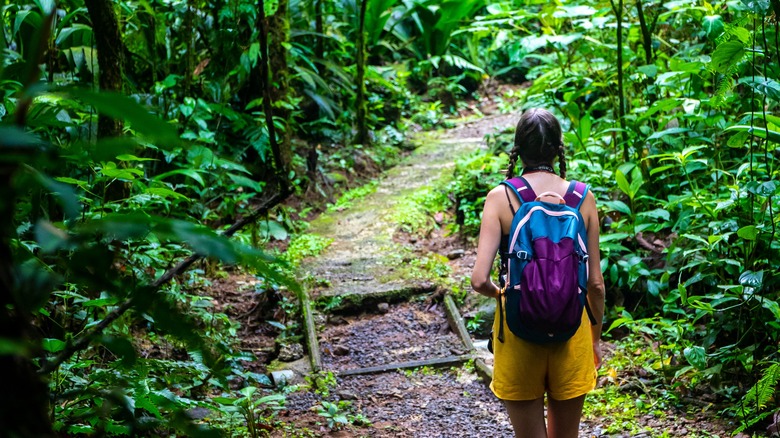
[
  {"x1": 318, "y1": 295, "x2": 344, "y2": 312},
  {"x1": 465, "y1": 314, "x2": 484, "y2": 334},
  {"x1": 305, "y1": 371, "x2": 338, "y2": 398},
  {"x1": 732, "y1": 361, "x2": 780, "y2": 434},
  {"x1": 315, "y1": 401, "x2": 349, "y2": 430},
  {"x1": 213, "y1": 387, "x2": 285, "y2": 438},
  {"x1": 315, "y1": 400, "x2": 370, "y2": 430}
]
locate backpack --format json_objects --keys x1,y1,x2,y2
[{"x1": 496, "y1": 177, "x2": 596, "y2": 345}]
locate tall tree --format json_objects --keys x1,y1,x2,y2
[
  {"x1": 84, "y1": 0, "x2": 125, "y2": 138},
  {"x1": 267, "y1": 0, "x2": 292, "y2": 169},
  {"x1": 355, "y1": 0, "x2": 369, "y2": 145}
]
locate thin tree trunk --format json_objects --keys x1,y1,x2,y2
[
  {"x1": 611, "y1": 0, "x2": 629, "y2": 161},
  {"x1": 267, "y1": 0, "x2": 292, "y2": 169},
  {"x1": 259, "y1": 0, "x2": 289, "y2": 188},
  {"x1": 635, "y1": 0, "x2": 653, "y2": 65},
  {"x1": 315, "y1": 0, "x2": 324, "y2": 66},
  {"x1": 355, "y1": 0, "x2": 369, "y2": 145},
  {"x1": 84, "y1": 0, "x2": 124, "y2": 138}
]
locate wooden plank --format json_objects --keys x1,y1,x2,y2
[
  {"x1": 300, "y1": 290, "x2": 322, "y2": 373},
  {"x1": 335, "y1": 354, "x2": 473, "y2": 377},
  {"x1": 443, "y1": 293, "x2": 475, "y2": 353},
  {"x1": 474, "y1": 358, "x2": 493, "y2": 385}
]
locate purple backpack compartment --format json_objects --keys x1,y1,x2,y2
[{"x1": 497, "y1": 178, "x2": 595, "y2": 344}]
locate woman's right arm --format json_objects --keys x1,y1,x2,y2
[{"x1": 471, "y1": 189, "x2": 503, "y2": 299}]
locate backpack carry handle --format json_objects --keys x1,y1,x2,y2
[{"x1": 535, "y1": 191, "x2": 566, "y2": 204}]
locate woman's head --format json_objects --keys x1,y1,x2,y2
[{"x1": 507, "y1": 108, "x2": 566, "y2": 179}]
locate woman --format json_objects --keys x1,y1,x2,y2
[{"x1": 470, "y1": 108, "x2": 605, "y2": 438}]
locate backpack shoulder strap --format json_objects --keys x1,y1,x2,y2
[
  {"x1": 564, "y1": 180, "x2": 589, "y2": 209},
  {"x1": 501, "y1": 177, "x2": 537, "y2": 205}
]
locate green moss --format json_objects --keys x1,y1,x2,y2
[
  {"x1": 283, "y1": 234, "x2": 334, "y2": 267},
  {"x1": 326, "y1": 180, "x2": 379, "y2": 213}
]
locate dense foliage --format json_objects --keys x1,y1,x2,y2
[{"x1": 1, "y1": 0, "x2": 779, "y2": 435}]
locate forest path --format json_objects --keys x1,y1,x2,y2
[
  {"x1": 276, "y1": 113, "x2": 733, "y2": 437},
  {"x1": 302, "y1": 132, "x2": 482, "y2": 299},
  {"x1": 284, "y1": 114, "x2": 520, "y2": 437}
]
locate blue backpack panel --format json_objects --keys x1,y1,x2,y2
[{"x1": 497, "y1": 177, "x2": 596, "y2": 344}]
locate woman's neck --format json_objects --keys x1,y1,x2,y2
[{"x1": 521, "y1": 164, "x2": 555, "y2": 175}]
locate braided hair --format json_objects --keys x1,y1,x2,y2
[{"x1": 506, "y1": 108, "x2": 567, "y2": 179}]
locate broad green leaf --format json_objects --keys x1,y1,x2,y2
[
  {"x1": 227, "y1": 174, "x2": 264, "y2": 192},
  {"x1": 116, "y1": 154, "x2": 156, "y2": 162},
  {"x1": 62, "y1": 89, "x2": 180, "y2": 145},
  {"x1": 153, "y1": 169, "x2": 206, "y2": 187},
  {"x1": 554, "y1": 5, "x2": 596, "y2": 17},
  {"x1": 710, "y1": 40, "x2": 745, "y2": 74},
  {"x1": 146, "y1": 187, "x2": 190, "y2": 201},
  {"x1": 648, "y1": 127, "x2": 690, "y2": 140},
  {"x1": 578, "y1": 113, "x2": 592, "y2": 141},
  {"x1": 739, "y1": 0, "x2": 770, "y2": 13},
  {"x1": 683, "y1": 346, "x2": 707, "y2": 370},
  {"x1": 260, "y1": 220, "x2": 288, "y2": 241},
  {"x1": 603, "y1": 200, "x2": 631, "y2": 215},
  {"x1": 100, "y1": 162, "x2": 144, "y2": 180},
  {"x1": 239, "y1": 386, "x2": 257, "y2": 398},
  {"x1": 702, "y1": 15, "x2": 724, "y2": 39},
  {"x1": 615, "y1": 170, "x2": 630, "y2": 198},
  {"x1": 761, "y1": 298, "x2": 780, "y2": 319},
  {"x1": 42, "y1": 338, "x2": 66, "y2": 353},
  {"x1": 738, "y1": 77, "x2": 780, "y2": 102},
  {"x1": 636, "y1": 209, "x2": 670, "y2": 222},
  {"x1": 739, "y1": 270, "x2": 764, "y2": 289},
  {"x1": 744, "y1": 112, "x2": 780, "y2": 127},
  {"x1": 637, "y1": 64, "x2": 658, "y2": 78},
  {"x1": 212, "y1": 397, "x2": 238, "y2": 405},
  {"x1": 723, "y1": 125, "x2": 780, "y2": 143}
]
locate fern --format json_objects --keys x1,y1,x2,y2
[{"x1": 733, "y1": 362, "x2": 780, "y2": 433}]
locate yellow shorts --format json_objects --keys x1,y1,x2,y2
[{"x1": 490, "y1": 306, "x2": 597, "y2": 401}]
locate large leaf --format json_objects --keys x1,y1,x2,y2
[
  {"x1": 738, "y1": 76, "x2": 780, "y2": 102},
  {"x1": 702, "y1": 15, "x2": 724, "y2": 39},
  {"x1": 740, "y1": 0, "x2": 770, "y2": 13},
  {"x1": 724, "y1": 125, "x2": 780, "y2": 143},
  {"x1": 710, "y1": 40, "x2": 745, "y2": 74},
  {"x1": 61, "y1": 88, "x2": 180, "y2": 145},
  {"x1": 365, "y1": 0, "x2": 399, "y2": 46}
]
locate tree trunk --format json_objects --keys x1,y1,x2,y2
[
  {"x1": 354, "y1": 0, "x2": 369, "y2": 145},
  {"x1": 635, "y1": 0, "x2": 653, "y2": 65},
  {"x1": 85, "y1": 0, "x2": 125, "y2": 139},
  {"x1": 0, "y1": 156, "x2": 54, "y2": 436},
  {"x1": 611, "y1": 0, "x2": 629, "y2": 161},
  {"x1": 267, "y1": 0, "x2": 292, "y2": 169}
]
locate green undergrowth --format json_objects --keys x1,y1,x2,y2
[
  {"x1": 326, "y1": 180, "x2": 379, "y2": 213},
  {"x1": 281, "y1": 234, "x2": 334, "y2": 268},
  {"x1": 584, "y1": 333, "x2": 728, "y2": 437},
  {"x1": 390, "y1": 184, "x2": 453, "y2": 237}
]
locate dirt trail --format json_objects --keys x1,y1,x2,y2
[
  {"x1": 268, "y1": 112, "x2": 736, "y2": 438},
  {"x1": 280, "y1": 114, "x2": 519, "y2": 437}
]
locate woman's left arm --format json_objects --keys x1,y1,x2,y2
[{"x1": 582, "y1": 191, "x2": 606, "y2": 368}]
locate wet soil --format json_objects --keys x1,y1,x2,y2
[{"x1": 320, "y1": 301, "x2": 465, "y2": 372}]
